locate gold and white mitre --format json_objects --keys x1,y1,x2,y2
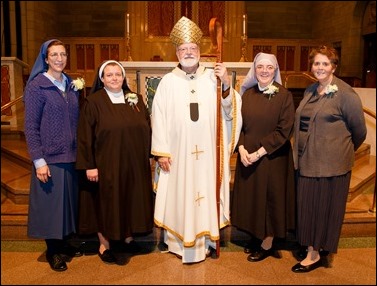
[{"x1": 169, "y1": 16, "x2": 203, "y2": 46}]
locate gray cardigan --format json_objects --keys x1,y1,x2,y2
[{"x1": 293, "y1": 76, "x2": 367, "y2": 177}]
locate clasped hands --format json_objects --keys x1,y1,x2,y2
[{"x1": 239, "y1": 145, "x2": 262, "y2": 167}]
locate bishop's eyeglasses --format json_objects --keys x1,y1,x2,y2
[{"x1": 177, "y1": 46, "x2": 199, "y2": 54}]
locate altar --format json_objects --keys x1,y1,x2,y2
[{"x1": 120, "y1": 61, "x2": 252, "y2": 112}]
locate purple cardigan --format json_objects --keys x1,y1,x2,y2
[{"x1": 24, "y1": 73, "x2": 80, "y2": 164}]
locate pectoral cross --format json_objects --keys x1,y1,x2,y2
[
  {"x1": 191, "y1": 145, "x2": 204, "y2": 160},
  {"x1": 195, "y1": 192, "x2": 205, "y2": 206}
]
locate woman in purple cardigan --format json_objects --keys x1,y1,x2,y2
[
  {"x1": 292, "y1": 46, "x2": 367, "y2": 273},
  {"x1": 24, "y1": 39, "x2": 83, "y2": 272}
]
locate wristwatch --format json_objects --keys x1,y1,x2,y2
[{"x1": 256, "y1": 150, "x2": 261, "y2": 159}]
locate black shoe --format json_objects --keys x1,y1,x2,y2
[
  {"x1": 206, "y1": 246, "x2": 217, "y2": 259},
  {"x1": 46, "y1": 253, "x2": 68, "y2": 272},
  {"x1": 296, "y1": 247, "x2": 329, "y2": 261},
  {"x1": 319, "y1": 249, "x2": 329, "y2": 257},
  {"x1": 244, "y1": 238, "x2": 260, "y2": 254},
  {"x1": 247, "y1": 247, "x2": 280, "y2": 262},
  {"x1": 291, "y1": 259, "x2": 324, "y2": 273},
  {"x1": 98, "y1": 249, "x2": 117, "y2": 264},
  {"x1": 61, "y1": 244, "x2": 84, "y2": 258},
  {"x1": 244, "y1": 243, "x2": 253, "y2": 254},
  {"x1": 295, "y1": 246, "x2": 307, "y2": 261},
  {"x1": 121, "y1": 240, "x2": 142, "y2": 254}
]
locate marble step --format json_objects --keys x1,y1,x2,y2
[
  {"x1": 1, "y1": 135, "x2": 375, "y2": 240},
  {"x1": 1, "y1": 190, "x2": 375, "y2": 241}
]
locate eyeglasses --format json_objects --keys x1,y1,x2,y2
[
  {"x1": 48, "y1": 52, "x2": 68, "y2": 59},
  {"x1": 177, "y1": 46, "x2": 199, "y2": 54}
]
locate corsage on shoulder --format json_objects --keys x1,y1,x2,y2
[
  {"x1": 324, "y1": 84, "x2": 338, "y2": 98},
  {"x1": 71, "y1": 77, "x2": 85, "y2": 91},
  {"x1": 262, "y1": 84, "x2": 279, "y2": 100},
  {"x1": 125, "y1": 92, "x2": 140, "y2": 112}
]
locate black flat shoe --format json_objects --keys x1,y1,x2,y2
[
  {"x1": 120, "y1": 240, "x2": 142, "y2": 254},
  {"x1": 206, "y1": 246, "x2": 217, "y2": 259},
  {"x1": 247, "y1": 247, "x2": 280, "y2": 262},
  {"x1": 244, "y1": 238, "x2": 260, "y2": 254},
  {"x1": 295, "y1": 246, "x2": 307, "y2": 261},
  {"x1": 61, "y1": 245, "x2": 84, "y2": 258},
  {"x1": 319, "y1": 249, "x2": 329, "y2": 257},
  {"x1": 244, "y1": 242, "x2": 254, "y2": 254},
  {"x1": 291, "y1": 260, "x2": 324, "y2": 273},
  {"x1": 98, "y1": 249, "x2": 117, "y2": 264},
  {"x1": 46, "y1": 253, "x2": 67, "y2": 272},
  {"x1": 295, "y1": 247, "x2": 329, "y2": 261}
]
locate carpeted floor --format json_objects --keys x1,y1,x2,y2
[{"x1": 1, "y1": 236, "x2": 375, "y2": 285}]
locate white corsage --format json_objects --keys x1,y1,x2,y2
[
  {"x1": 125, "y1": 92, "x2": 140, "y2": 112},
  {"x1": 71, "y1": 77, "x2": 85, "y2": 91},
  {"x1": 262, "y1": 84, "x2": 279, "y2": 100},
  {"x1": 324, "y1": 84, "x2": 338, "y2": 97}
]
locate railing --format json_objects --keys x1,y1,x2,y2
[
  {"x1": 363, "y1": 107, "x2": 376, "y2": 214},
  {"x1": 1, "y1": 95, "x2": 24, "y2": 113},
  {"x1": 283, "y1": 72, "x2": 317, "y2": 89}
]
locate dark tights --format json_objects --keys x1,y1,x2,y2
[{"x1": 45, "y1": 235, "x2": 73, "y2": 255}]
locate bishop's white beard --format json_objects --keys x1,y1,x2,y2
[{"x1": 179, "y1": 56, "x2": 200, "y2": 68}]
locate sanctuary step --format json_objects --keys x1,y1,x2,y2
[{"x1": 1, "y1": 130, "x2": 376, "y2": 240}]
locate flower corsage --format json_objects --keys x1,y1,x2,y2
[
  {"x1": 324, "y1": 84, "x2": 338, "y2": 98},
  {"x1": 71, "y1": 77, "x2": 85, "y2": 91},
  {"x1": 125, "y1": 92, "x2": 140, "y2": 112},
  {"x1": 262, "y1": 84, "x2": 279, "y2": 100}
]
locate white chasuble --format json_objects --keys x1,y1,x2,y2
[{"x1": 151, "y1": 65, "x2": 242, "y2": 263}]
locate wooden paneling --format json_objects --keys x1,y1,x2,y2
[
  {"x1": 59, "y1": 37, "x2": 327, "y2": 88},
  {"x1": 286, "y1": 46, "x2": 295, "y2": 71},
  {"x1": 198, "y1": 1, "x2": 225, "y2": 37},
  {"x1": 147, "y1": 2, "x2": 175, "y2": 37},
  {"x1": 277, "y1": 47, "x2": 286, "y2": 71}
]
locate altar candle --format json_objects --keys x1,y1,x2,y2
[
  {"x1": 243, "y1": 14, "x2": 246, "y2": 36},
  {"x1": 127, "y1": 13, "x2": 130, "y2": 34}
]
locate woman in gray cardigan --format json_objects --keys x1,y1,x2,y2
[{"x1": 292, "y1": 46, "x2": 367, "y2": 273}]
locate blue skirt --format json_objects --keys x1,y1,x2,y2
[{"x1": 27, "y1": 163, "x2": 78, "y2": 239}]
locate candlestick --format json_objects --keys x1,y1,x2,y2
[
  {"x1": 243, "y1": 14, "x2": 246, "y2": 36},
  {"x1": 125, "y1": 13, "x2": 132, "y2": 61},
  {"x1": 239, "y1": 34, "x2": 249, "y2": 62}
]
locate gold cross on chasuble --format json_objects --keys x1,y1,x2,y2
[
  {"x1": 191, "y1": 145, "x2": 204, "y2": 160},
  {"x1": 195, "y1": 192, "x2": 205, "y2": 206}
]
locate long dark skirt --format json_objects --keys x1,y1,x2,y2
[
  {"x1": 296, "y1": 171, "x2": 351, "y2": 253},
  {"x1": 27, "y1": 163, "x2": 79, "y2": 239}
]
